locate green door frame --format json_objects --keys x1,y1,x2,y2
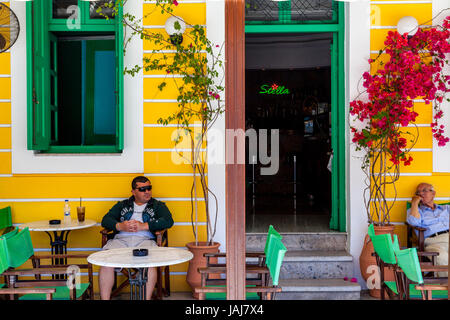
[{"x1": 244, "y1": 3, "x2": 346, "y2": 232}]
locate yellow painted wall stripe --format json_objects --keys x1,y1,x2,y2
[
  {"x1": 0, "y1": 152, "x2": 11, "y2": 174},
  {"x1": 0, "y1": 78, "x2": 11, "y2": 100},
  {"x1": 0, "y1": 102, "x2": 11, "y2": 124},
  {"x1": 142, "y1": 3, "x2": 206, "y2": 26},
  {"x1": 0, "y1": 52, "x2": 10, "y2": 75},
  {"x1": 370, "y1": 3, "x2": 432, "y2": 26},
  {"x1": 0, "y1": 127, "x2": 11, "y2": 149},
  {"x1": 144, "y1": 151, "x2": 208, "y2": 174},
  {"x1": 144, "y1": 126, "x2": 206, "y2": 149},
  {"x1": 1, "y1": 200, "x2": 206, "y2": 224},
  {"x1": 0, "y1": 175, "x2": 207, "y2": 199}
]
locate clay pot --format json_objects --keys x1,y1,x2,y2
[
  {"x1": 186, "y1": 241, "x2": 220, "y2": 299},
  {"x1": 359, "y1": 224, "x2": 396, "y2": 299}
]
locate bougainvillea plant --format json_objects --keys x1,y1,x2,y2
[{"x1": 350, "y1": 16, "x2": 450, "y2": 225}]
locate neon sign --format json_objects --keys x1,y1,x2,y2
[{"x1": 259, "y1": 83, "x2": 290, "y2": 95}]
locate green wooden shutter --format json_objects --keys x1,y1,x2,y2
[
  {"x1": 27, "y1": 0, "x2": 51, "y2": 151},
  {"x1": 115, "y1": 4, "x2": 124, "y2": 152}
]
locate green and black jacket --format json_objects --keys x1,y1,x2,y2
[{"x1": 101, "y1": 196, "x2": 174, "y2": 237}]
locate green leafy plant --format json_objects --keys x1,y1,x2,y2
[{"x1": 105, "y1": 0, "x2": 224, "y2": 244}]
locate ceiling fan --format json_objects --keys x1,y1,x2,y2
[{"x1": 0, "y1": 3, "x2": 20, "y2": 53}]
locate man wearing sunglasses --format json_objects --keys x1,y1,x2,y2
[
  {"x1": 99, "y1": 176, "x2": 174, "y2": 299},
  {"x1": 407, "y1": 182, "x2": 449, "y2": 276}
]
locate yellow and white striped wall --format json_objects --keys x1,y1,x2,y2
[
  {"x1": 1, "y1": 0, "x2": 226, "y2": 293},
  {"x1": 349, "y1": 0, "x2": 450, "y2": 287}
]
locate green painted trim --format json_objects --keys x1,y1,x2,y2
[
  {"x1": 26, "y1": 2, "x2": 33, "y2": 150},
  {"x1": 48, "y1": 24, "x2": 115, "y2": 32},
  {"x1": 337, "y1": 2, "x2": 346, "y2": 232},
  {"x1": 245, "y1": 24, "x2": 339, "y2": 33},
  {"x1": 115, "y1": 5, "x2": 124, "y2": 151},
  {"x1": 245, "y1": 1, "x2": 346, "y2": 232},
  {"x1": 27, "y1": 0, "x2": 124, "y2": 153},
  {"x1": 48, "y1": 0, "x2": 115, "y2": 26},
  {"x1": 43, "y1": 146, "x2": 121, "y2": 154},
  {"x1": 329, "y1": 33, "x2": 339, "y2": 231}
]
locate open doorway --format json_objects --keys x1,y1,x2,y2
[{"x1": 245, "y1": 33, "x2": 333, "y2": 233}]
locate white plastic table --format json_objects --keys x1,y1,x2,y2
[{"x1": 87, "y1": 247, "x2": 193, "y2": 300}]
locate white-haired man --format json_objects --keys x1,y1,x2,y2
[{"x1": 407, "y1": 183, "x2": 449, "y2": 276}]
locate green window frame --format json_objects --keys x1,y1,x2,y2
[
  {"x1": 26, "y1": 0, "x2": 124, "y2": 153},
  {"x1": 245, "y1": 1, "x2": 346, "y2": 232}
]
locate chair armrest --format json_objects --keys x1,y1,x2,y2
[
  {"x1": 0, "y1": 287, "x2": 56, "y2": 299},
  {"x1": 204, "y1": 252, "x2": 265, "y2": 258},
  {"x1": 419, "y1": 265, "x2": 448, "y2": 273},
  {"x1": 417, "y1": 251, "x2": 439, "y2": 257},
  {"x1": 2, "y1": 267, "x2": 75, "y2": 276},
  {"x1": 405, "y1": 223, "x2": 427, "y2": 232},
  {"x1": 198, "y1": 265, "x2": 270, "y2": 275},
  {"x1": 154, "y1": 229, "x2": 168, "y2": 247},
  {"x1": 416, "y1": 284, "x2": 448, "y2": 291}
]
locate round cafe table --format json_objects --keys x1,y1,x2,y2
[
  {"x1": 87, "y1": 247, "x2": 193, "y2": 300},
  {"x1": 19, "y1": 219, "x2": 97, "y2": 265}
]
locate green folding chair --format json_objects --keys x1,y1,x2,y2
[
  {"x1": 0, "y1": 231, "x2": 56, "y2": 299},
  {"x1": 196, "y1": 230, "x2": 287, "y2": 300},
  {"x1": 200, "y1": 225, "x2": 283, "y2": 300},
  {"x1": 0, "y1": 227, "x2": 93, "y2": 300},
  {"x1": 368, "y1": 228, "x2": 402, "y2": 299},
  {"x1": 0, "y1": 206, "x2": 16, "y2": 237},
  {"x1": 394, "y1": 247, "x2": 448, "y2": 300}
]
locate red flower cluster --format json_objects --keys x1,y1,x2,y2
[{"x1": 350, "y1": 16, "x2": 450, "y2": 166}]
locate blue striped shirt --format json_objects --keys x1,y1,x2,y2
[{"x1": 407, "y1": 204, "x2": 449, "y2": 238}]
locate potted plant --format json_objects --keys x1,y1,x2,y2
[
  {"x1": 350, "y1": 16, "x2": 450, "y2": 297},
  {"x1": 106, "y1": 0, "x2": 224, "y2": 298}
]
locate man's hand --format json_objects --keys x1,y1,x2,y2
[
  {"x1": 410, "y1": 195, "x2": 422, "y2": 219},
  {"x1": 411, "y1": 195, "x2": 422, "y2": 207},
  {"x1": 116, "y1": 220, "x2": 148, "y2": 232}
]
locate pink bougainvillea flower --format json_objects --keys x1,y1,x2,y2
[{"x1": 350, "y1": 17, "x2": 450, "y2": 166}]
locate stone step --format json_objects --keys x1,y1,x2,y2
[
  {"x1": 279, "y1": 250, "x2": 354, "y2": 279},
  {"x1": 276, "y1": 279, "x2": 361, "y2": 300},
  {"x1": 246, "y1": 232, "x2": 347, "y2": 251}
]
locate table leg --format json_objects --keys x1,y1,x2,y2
[
  {"x1": 128, "y1": 268, "x2": 148, "y2": 300},
  {"x1": 45, "y1": 230, "x2": 71, "y2": 279}
]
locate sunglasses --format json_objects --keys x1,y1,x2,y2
[{"x1": 136, "y1": 185, "x2": 152, "y2": 192}]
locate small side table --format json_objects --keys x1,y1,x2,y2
[{"x1": 19, "y1": 219, "x2": 97, "y2": 266}]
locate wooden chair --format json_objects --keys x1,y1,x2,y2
[
  {"x1": 100, "y1": 228, "x2": 170, "y2": 299},
  {"x1": 0, "y1": 228, "x2": 55, "y2": 300},
  {"x1": 394, "y1": 247, "x2": 448, "y2": 300},
  {"x1": 405, "y1": 201, "x2": 450, "y2": 260},
  {"x1": 0, "y1": 227, "x2": 93, "y2": 300},
  {"x1": 195, "y1": 234, "x2": 287, "y2": 300}
]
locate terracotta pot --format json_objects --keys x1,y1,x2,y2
[
  {"x1": 186, "y1": 241, "x2": 220, "y2": 299},
  {"x1": 359, "y1": 224, "x2": 396, "y2": 299}
]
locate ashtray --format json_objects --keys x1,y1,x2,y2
[
  {"x1": 49, "y1": 219, "x2": 61, "y2": 225},
  {"x1": 133, "y1": 249, "x2": 148, "y2": 257}
]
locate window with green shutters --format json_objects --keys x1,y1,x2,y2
[{"x1": 26, "y1": 0, "x2": 124, "y2": 153}]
